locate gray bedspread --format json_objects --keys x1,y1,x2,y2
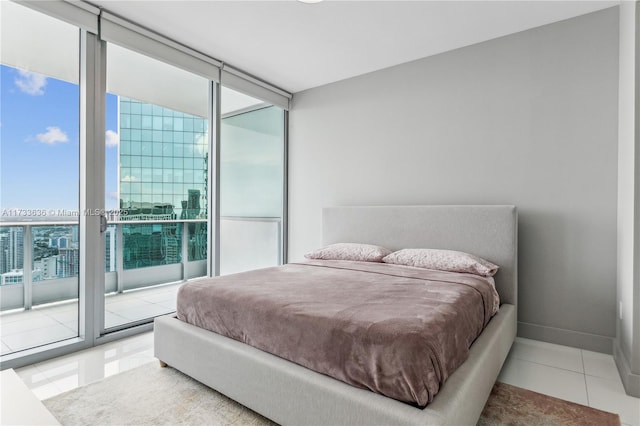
[{"x1": 176, "y1": 260, "x2": 498, "y2": 407}]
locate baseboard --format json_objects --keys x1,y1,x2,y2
[
  {"x1": 517, "y1": 322, "x2": 613, "y2": 354},
  {"x1": 613, "y1": 339, "x2": 640, "y2": 397}
]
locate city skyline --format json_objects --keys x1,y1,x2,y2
[{"x1": 0, "y1": 225, "x2": 80, "y2": 284}]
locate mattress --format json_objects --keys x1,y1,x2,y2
[{"x1": 176, "y1": 260, "x2": 499, "y2": 407}]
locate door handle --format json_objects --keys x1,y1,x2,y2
[{"x1": 100, "y1": 214, "x2": 108, "y2": 233}]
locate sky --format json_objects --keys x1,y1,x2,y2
[{"x1": 0, "y1": 64, "x2": 119, "y2": 216}]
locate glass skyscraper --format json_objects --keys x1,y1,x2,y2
[
  {"x1": 118, "y1": 97, "x2": 208, "y2": 221},
  {"x1": 118, "y1": 97, "x2": 208, "y2": 270}
]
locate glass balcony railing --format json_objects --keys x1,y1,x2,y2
[{"x1": 0, "y1": 217, "x2": 281, "y2": 312}]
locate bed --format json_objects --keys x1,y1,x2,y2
[{"x1": 154, "y1": 205, "x2": 518, "y2": 425}]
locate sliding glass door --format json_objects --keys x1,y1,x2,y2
[
  {"x1": 103, "y1": 42, "x2": 210, "y2": 330},
  {"x1": 0, "y1": 2, "x2": 81, "y2": 355}
]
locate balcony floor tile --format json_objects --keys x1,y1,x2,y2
[
  {"x1": 1, "y1": 314, "x2": 62, "y2": 336},
  {"x1": 112, "y1": 304, "x2": 174, "y2": 323},
  {"x1": 1, "y1": 283, "x2": 180, "y2": 356},
  {"x1": 1, "y1": 309, "x2": 50, "y2": 325},
  {"x1": 3, "y1": 323, "x2": 77, "y2": 353},
  {"x1": 105, "y1": 312, "x2": 131, "y2": 329}
]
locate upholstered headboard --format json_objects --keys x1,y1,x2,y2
[{"x1": 322, "y1": 205, "x2": 518, "y2": 306}]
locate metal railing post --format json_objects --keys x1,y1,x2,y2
[
  {"x1": 182, "y1": 221, "x2": 189, "y2": 281},
  {"x1": 23, "y1": 225, "x2": 33, "y2": 310},
  {"x1": 116, "y1": 223, "x2": 124, "y2": 293}
]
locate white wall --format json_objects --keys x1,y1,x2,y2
[
  {"x1": 615, "y1": 0, "x2": 640, "y2": 397},
  {"x1": 289, "y1": 8, "x2": 620, "y2": 352}
]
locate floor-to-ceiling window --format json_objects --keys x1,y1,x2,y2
[
  {"x1": 0, "y1": 1, "x2": 290, "y2": 369},
  {"x1": 103, "y1": 42, "x2": 210, "y2": 330},
  {"x1": 0, "y1": 1, "x2": 81, "y2": 356}
]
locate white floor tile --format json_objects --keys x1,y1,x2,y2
[
  {"x1": 585, "y1": 375, "x2": 640, "y2": 426},
  {"x1": 137, "y1": 291, "x2": 178, "y2": 304},
  {"x1": 0, "y1": 314, "x2": 60, "y2": 335},
  {"x1": 43, "y1": 309, "x2": 79, "y2": 323},
  {"x1": 1, "y1": 341, "x2": 11, "y2": 355},
  {"x1": 0, "y1": 309, "x2": 46, "y2": 324},
  {"x1": 582, "y1": 350, "x2": 621, "y2": 381},
  {"x1": 63, "y1": 321, "x2": 79, "y2": 333},
  {"x1": 29, "y1": 381, "x2": 64, "y2": 400},
  {"x1": 105, "y1": 297, "x2": 150, "y2": 310},
  {"x1": 2, "y1": 324, "x2": 77, "y2": 352},
  {"x1": 111, "y1": 332, "x2": 154, "y2": 354},
  {"x1": 14, "y1": 365, "x2": 50, "y2": 389},
  {"x1": 498, "y1": 356, "x2": 589, "y2": 405},
  {"x1": 509, "y1": 337, "x2": 584, "y2": 373},
  {"x1": 15, "y1": 365, "x2": 65, "y2": 400},
  {"x1": 33, "y1": 352, "x2": 99, "y2": 383},
  {"x1": 24, "y1": 332, "x2": 156, "y2": 395},
  {"x1": 154, "y1": 299, "x2": 177, "y2": 310},
  {"x1": 113, "y1": 304, "x2": 173, "y2": 322},
  {"x1": 104, "y1": 356, "x2": 155, "y2": 377},
  {"x1": 47, "y1": 372, "x2": 83, "y2": 393},
  {"x1": 104, "y1": 311, "x2": 130, "y2": 329}
]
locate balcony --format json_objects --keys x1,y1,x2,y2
[
  {"x1": 0, "y1": 217, "x2": 282, "y2": 356},
  {"x1": 0, "y1": 282, "x2": 181, "y2": 355}
]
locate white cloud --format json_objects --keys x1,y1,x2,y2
[
  {"x1": 107, "y1": 191, "x2": 119, "y2": 200},
  {"x1": 15, "y1": 70, "x2": 47, "y2": 95},
  {"x1": 36, "y1": 127, "x2": 68, "y2": 145},
  {"x1": 122, "y1": 175, "x2": 137, "y2": 182},
  {"x1": 105, "y1": 130, "x2": 119, "y2": 148}
]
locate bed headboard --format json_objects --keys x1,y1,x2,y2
[{"x1": 322, "y1": 205, "x2": 518, "y2": 306}]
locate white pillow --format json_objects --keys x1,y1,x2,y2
[
  {"x1": 382, "y1": 248, "x2": 499, "y2": 277},
  {"x1": 304, "y1": 243, "x2": 392, "y2": 263}
]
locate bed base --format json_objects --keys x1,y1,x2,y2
[{"x1": 154, "y1": 304, "x2": 515, "y2": 426}]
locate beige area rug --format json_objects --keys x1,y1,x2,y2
[{"x1": 44, "y1": 362, "x2": 620, "y2": 426}]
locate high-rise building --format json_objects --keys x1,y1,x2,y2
[
  {"x1": 0, "y1": 233, "x2": 9, "y2": 274},
  {"x1": 118, "y1": 97, "x2": 208, "y2": 220},
  {"x1": 118, "y1": 97, "x2": 208, "y2": 270},
  {"x1": 34, "y1": 256, "x2": 58, "y2": 279},
  {"x1": 57, "y1": 248, "x2": 79, "y2": 278},
  {"x1": 105, "y1": 226, "x2": 116, "y2": 272},
  {"x1": 9, "y1": 227, "x2": 23, "y2": 271},
  {"x1": 57, "y1": 236, "x2": 68, "y2": 249}
]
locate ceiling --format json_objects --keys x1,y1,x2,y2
[{"x1": 89, "y1": 0, "x2": 619, "y2": 94}]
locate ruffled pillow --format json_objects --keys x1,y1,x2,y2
[
  {"x1": 382, "y1": 248, "x2": 499, "y2": 277},
  {"x1": 304, "y1": 243, "x2": 392, "y2": 263}
]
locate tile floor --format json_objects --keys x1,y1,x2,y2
[
  {"x1": 498, "y1": 338, "x2": 639, "y2": 426},
  {"x1": 0, "y1": 283, "x2": 181, "y2": 355},
  {"x1": 8, "y1": 334, "x2": 639, "y2": 425}
]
